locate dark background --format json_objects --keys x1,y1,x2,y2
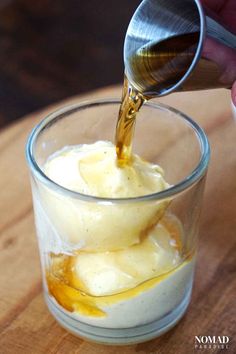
[{"x1": 0, "y1": 0, "x2": 140, "y2": 129}]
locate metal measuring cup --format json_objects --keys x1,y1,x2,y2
[{"x1": 124, "y1": 0, "x2": 236, "y2": 97}]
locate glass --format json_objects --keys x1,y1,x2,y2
[{"x1": 26, "y1": 99, "x2": 210, "y2": 345}]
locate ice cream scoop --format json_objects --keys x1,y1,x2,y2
[{"x1": 41, "y1": 141, "x2": 170, "y2": 252}]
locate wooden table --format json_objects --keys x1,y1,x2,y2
[{"x1": 0, "y1": 86, "x2": 235, "y2": 354}]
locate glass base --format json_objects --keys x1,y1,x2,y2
[{"x1": 45, "y1": 288, "x2": 191, "y2": 345}]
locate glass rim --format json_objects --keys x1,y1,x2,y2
[{"x1": 26, "y1": 98, "x2": 210, "y2": 204}]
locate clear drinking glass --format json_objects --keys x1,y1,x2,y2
[{"x1": 26, "y1": 99, "x2": 210, "y2": 345}]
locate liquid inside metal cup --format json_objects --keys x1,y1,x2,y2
[{"x1": 124, "y1": 0, "x2": 236, "y2": 97}]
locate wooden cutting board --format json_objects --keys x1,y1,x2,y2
[{"x1": 0, "y1": 86, "x2": 235, "y2": 354}]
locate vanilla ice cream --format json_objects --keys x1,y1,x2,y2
[
  {"x1": 40, "y1": 141, "x2": 170, "y2": 252},
  {"x1": 32, "y1": 141, "x2": 194, "y2": 330}
]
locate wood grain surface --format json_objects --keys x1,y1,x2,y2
[{"x1": 0, "y1": 86, "x2": 235, "y2": 354}]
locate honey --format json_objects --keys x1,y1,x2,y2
[
  {"x1": 115, "y1": 32, "x2": 200, "y2": 164},
  {"x1": 46, "y1": 214, "x2": 192, "y2": 317},
  {"x1": 115, "y1": 76, "x2": 146, "y2": 164}
]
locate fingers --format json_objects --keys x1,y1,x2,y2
[
  {"x1": 202, "y1": 38, "x2": 236, "y2": 87},
  {"x1": 201, "y1": 0, "x2": 236, "y2": 32},
  {"x1": 201, "y1": 0, "x2": 226, "y2": 13},
  {"x1": 218, "y1": 0, "x2": 236, "y2": 32}
]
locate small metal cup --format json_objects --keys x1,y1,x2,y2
[{"x1": 124, "y1": 0, "x2": 236, "y2": 97}]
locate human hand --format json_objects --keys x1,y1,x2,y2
[{"x1": 201, "y1": 0, "x2": 236, "y2": 105}]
